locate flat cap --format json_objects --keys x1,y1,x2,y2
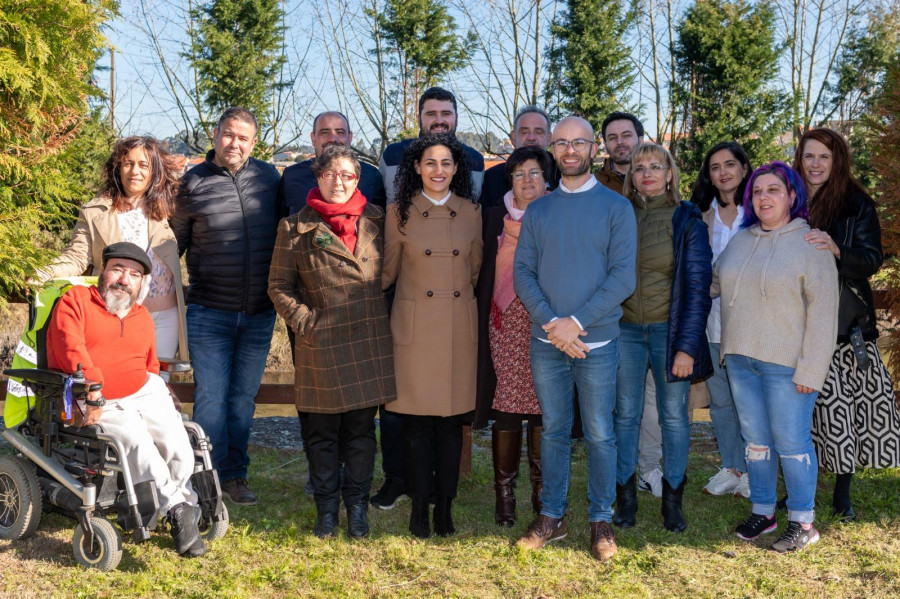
[{"x1": 102, "y1": 242, "x2": 152, "y2": 275}]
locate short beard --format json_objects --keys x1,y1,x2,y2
[{"x1": 100, "y1": 283, "x2": 135, "y2": 314}]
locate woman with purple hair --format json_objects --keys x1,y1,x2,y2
[{"x1": 713, "y1": 161, "x2": 839, "y2": 553}]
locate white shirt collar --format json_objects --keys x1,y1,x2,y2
[
  {"x1": 559, "y1": 176, "x2": 598, "y2": 194},
  {"x1": 423, "y1": 191, "x2": 452, "y2": 206}
]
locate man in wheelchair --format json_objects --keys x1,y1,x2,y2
[{"x1": 45, "y1": 241, "x2": 207, "y2": 557}]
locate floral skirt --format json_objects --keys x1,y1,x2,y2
[{"x1": 488, "y1": 298, "x2": 541, "y2": 415}]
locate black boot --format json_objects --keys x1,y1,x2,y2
[
  {"x1": 661, "y1": 476, "x2": 687, "y2": 533},
  {"x1": 314, "y1": 510, "x2": 338, "y2": 538},
  {"x1": 527, "y1": 424, "x2": 543, "y2": 516},
  {"x1": 168, "y1": 502, "x2": 206, "y2": 557},
  {"x1": 347, "y1": 503, "x2": 369, "y2": 539},
  {"x1": 433, "y1": 496, "x2": 456, "y2": 537},
  {"x1": 832, "y1": 472, "x2": 856, "y2": 521},
  {"x1": 409, "y1": 497, "x2": 431, "y2": 538},
  {"x1": 613, "y1": 473, "x2": 638, "y2": 528},
  {"x1": 493, "y1": 426, "x2": 522, "y2": 527}
]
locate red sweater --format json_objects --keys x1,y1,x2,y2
[{"x1": 47, "y1": 286, "x2": 160, "y2": 399}]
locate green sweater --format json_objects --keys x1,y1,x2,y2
[{"x1": 713, "y1": 218, "x2": 839, "y2": 390}]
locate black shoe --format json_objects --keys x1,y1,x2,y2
[
  {"x1": 347, "y1": 503, "x2": 369, "y2": 539},
  {"x1": 833, "y1": 503, "x2": 856, "y2": 522},
  {"x1": 409, "y1": 497, "x2": 430, "y2": 538},
  {"x1": 661, "y1": 476, "x2": 687, "y2": 533},
  {"x1": 613, "y1": 473, "x2": 638, "y2": 528},
  {"x1": 770, "y1": 521, "x2": 820, "y2": 553},
  {"x1": 221, "y1": 477, "x2": 258, "y2": 506},
  {"x1": 168, "y1": 502, "x2": 206, "y2": 557},
  {"x1": 433, "y1": 496, "x2": 455, "y2": 537},
  {"x1": 314, "y1": 511, "x2": 338, "y2": 538},
  {"x1": 371, "y1": 478, "x2": 406, "y2": 510},
  {"x1": 735, "y1": 513, "x2": 778, "y2": 541}
]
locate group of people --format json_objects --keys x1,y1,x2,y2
[{"x1": 34, "y1": 85, "x2": 898, "y2": 561}]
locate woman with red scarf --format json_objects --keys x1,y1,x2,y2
[{"x1": 268, "y1": 145, "x2": 395, "y2": 540}]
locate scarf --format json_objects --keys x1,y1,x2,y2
[
  {"x1": 491, "y1": 191, "x2": 526, "y2": 325},
  {"x1": 306, "y1": 187, "x2": 367, "y2": 254}
]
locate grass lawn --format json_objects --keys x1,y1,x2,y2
[{"x1": 2, "y1": 426, "x2": 900, "y2": 598}]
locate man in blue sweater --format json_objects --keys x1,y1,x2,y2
[{"x1": 513, "y1": 116, "x2": 637, "y2": 562}]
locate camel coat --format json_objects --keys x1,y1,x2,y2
[
  {"x1": 267, "y1": 204, "x2": 396, "y2": 413},
  {"x1": 382, "y1": 193, "x2": 483, "y2": 417},
  {"x1": 37, "y1": 196, "x2": 189, "y2": 361}
]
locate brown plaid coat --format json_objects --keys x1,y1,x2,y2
[
  {"x1": 268, "y1": 203, "x2": 395, "y2": 413},
  {"x1": 382, "y1": 193, "x2": 483, "y2": 417}
]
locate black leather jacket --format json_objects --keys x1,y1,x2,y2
[
  {"x1": 828, "y1": 188, "x2": 883, "y2": 343},
  {"x1": 171, "y1": 151, "x2": 282, "y2": 315}
]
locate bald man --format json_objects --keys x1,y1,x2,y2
[{"x1": 513, "y1": 116, "x2": 637, "y2": 561}]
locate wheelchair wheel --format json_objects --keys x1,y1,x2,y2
[
  {"x1": 198, "y1": 503, "x2": 229, "y2": 542},
  {"x1": 72, "y1": 517, "x2": 122, "y2": 571},
  {"x1": 0, "y1": 455, "x2": 43, "y2": 540}
]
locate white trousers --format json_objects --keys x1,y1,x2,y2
[
  {"x1": 638, "y1": 371, "x2": 663, "y2": 473},
  {"x1": 150, "y1": 307, "x2": 180, "y2": 382},
  {"x1": 95, "y1": 373, "x2": 197, "y2": 514}
]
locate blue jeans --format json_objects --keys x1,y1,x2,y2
[
  {"x1": 707, "y1": 343, "x2": 746, "y2": 472},
  {"x1": 530, "y1": 338, "x2": 618, "y2": 523},
  {"x1": 187, "y1": 304, "x2": 275, "y2": 482},
  {"x1": 615, "y1": 322, "x2": 690, "y2": 487},
  {"x1": 725, "y1": 355, "x2": 818, "y2": 524}
]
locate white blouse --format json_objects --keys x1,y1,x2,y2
[{"x1": 707, "y1": 200, "x2": 744, "y2": 344}]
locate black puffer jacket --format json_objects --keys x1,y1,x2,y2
[
  {"x1": 172, "y1": 151, "x2": 281, "y2": 314},
  {"x1": 828, "y1": 188, "x2": 883, "y2": 343}
]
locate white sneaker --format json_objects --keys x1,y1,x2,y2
[
  {"x1": 703, "y1": 467, "x2": 741, "y2": 496},
  {"x1": 734, "y1": 472, "x2": 750, "y2": 498},
  {"x1": 638, "y1": 468, "x2": 663, "y2": 498}
]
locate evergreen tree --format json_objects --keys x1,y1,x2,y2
[
  {"x1": 190, "y1": 0, "x2": 288, "y2": 155},
  {"x1": 545, "y1": 0, "x2": 637, "y2": 133},
  {"x1": 0, "y1": 0, "x2": 115, "y2": 304},
  {"x1": 672, "y1": 0, "x2": 789, "y2": 180},
  {"x1": 371, "y1": 0, "x2": 474, "y2": 136},
  {"x1": 867, "y1": 61, "x2": 900, "y2": 377}
]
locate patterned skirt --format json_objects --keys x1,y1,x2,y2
[
  {"x1": 812, "y1": 341, "x2": 900, "y2": 473},
  {"x1": 489, "y1": 298, "x2": 541, "y2": 415}
]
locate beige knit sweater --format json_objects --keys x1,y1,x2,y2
[{"x1": 712, "y1": 218, "x2": 838, "y2": 391}]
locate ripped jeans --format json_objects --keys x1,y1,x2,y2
[{"x1": 725, "y1": 355, "x2": 818, "y2": 524}]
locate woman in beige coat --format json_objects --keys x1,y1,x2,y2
[
  {"x1": 383, "y1": 134, "x2": 483, "y2": 539},
  {"x1": 36, "y1": 136, "x2": 188, "y2": 363}
]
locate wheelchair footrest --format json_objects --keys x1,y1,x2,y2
[
  {"x1": 191, "y1": 469, "x2": 225, "y2": 520},
  {"x1": 116, "y1": 479, "x2": 159, "y2": 534}
]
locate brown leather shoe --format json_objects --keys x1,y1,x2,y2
[
  {"x1": 516, "y1": 514, "x2": 567, "y2": 550},
  {"x1": 222, "y1": 477, "x2": 257, "y2": 506},
  {"x1": 590, "y1": 521, "x2": 618, "y2": 561}
]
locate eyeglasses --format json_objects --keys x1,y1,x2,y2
[
  {"x1": 320, "y1": 171, "x2": 358, "y2": 182},
  {"x1": 511, "y1": 169, "x2": 544, "y2": 181},
  {"x1": 631, "y1": 164, "x2": 670, "y2": 175},
  {"x1": 549, "y1": 138, "x2": 594, "y2": 152}
]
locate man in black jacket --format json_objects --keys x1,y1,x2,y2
[{"x1": 171, "y1": 107, "x2": 281, "y2": 507}]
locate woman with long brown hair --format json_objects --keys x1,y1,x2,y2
[
  {"x1": 36, "y1": 136, "x2": 187, "y2": 362},
  {"x1": 794, "y1": 128, "x2": 900, "y2": 521}
]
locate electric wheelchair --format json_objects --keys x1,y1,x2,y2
[{"x1": 1, "y1": 278, "x2": 229, "y2": 570}]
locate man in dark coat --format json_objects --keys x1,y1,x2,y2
[{"x1": 171, "y1": 107, "x2": 281, "y2": 507}]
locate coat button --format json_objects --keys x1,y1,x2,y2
[
  {"x1": 453, "y1": 291, "x2": 460, "y2": 297},
  {"x1": 362, "y1": 256, "x2": 368, "y2": 262},
  {"x1": 450, "y1": 211, "x2": 457, "y2": 217},
  {"x1": 339, "y1": 261, "x2": 346, "y2": 267},
  {"x1": 427, "y1": 291, "x2": 434, "y2": 297},
  {"x1": 425, "y1": 249, "x2": 432, "y2": 256},
  {"x1": 423, "y1": 211, "x2": 429, "y2": 217},
  {"x1": 452, "y1": 249, "x2": 459, "y2": 256}
]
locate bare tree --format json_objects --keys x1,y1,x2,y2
[{"x1": 450, "y1": 0, "x2": 559, "y2": 152}]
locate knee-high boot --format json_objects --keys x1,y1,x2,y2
[
  {"x1": 526, "y1": 424, "x2": 543, "y2": 515},
  {"x1": 492, "y1": 426, "x2": 522, "y2": 527}
]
